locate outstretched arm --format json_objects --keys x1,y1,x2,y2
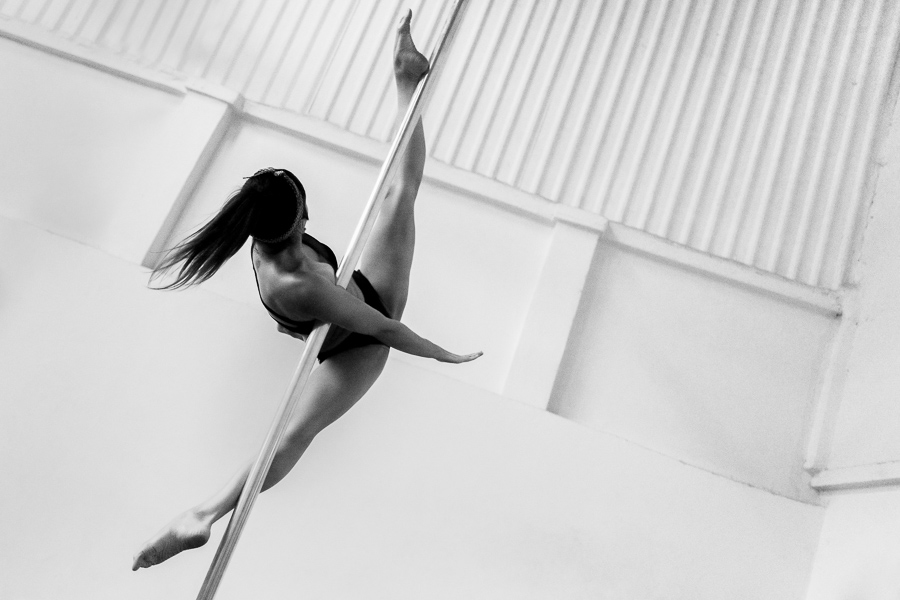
[{"x1": 280, "y1": 274, "x2": 481, "y2": 364}]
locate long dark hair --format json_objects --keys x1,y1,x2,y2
[{"x1": 151, "y1": 168, "x2": 307, "y2": 289}]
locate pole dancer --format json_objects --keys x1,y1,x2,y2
[{"x1": 133, "y1": 9, "x2": 480, "y2": 571}]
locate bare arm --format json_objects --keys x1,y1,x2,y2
[{"x1": 278, "y1": 274, "x2": 481, "y2": 364}]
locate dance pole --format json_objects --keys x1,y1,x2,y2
[{"x1": 196, "y1": 2, "x2": 469, "y2": 598}]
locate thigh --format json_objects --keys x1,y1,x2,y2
[
  {"x1": 290, "y1": 343, "x2": 390, "y2": 436},
  {"x1": 358, "y1": 189, "x2": 417, "y2": 319}
]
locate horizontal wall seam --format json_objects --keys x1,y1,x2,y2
[
  {"x1": 811, "y1": 461, "x2": 900, "y2": 492},
  {"x1": 562, "y1": 413, "x2": 825, "y2": 507},
  {"x1": 0, "y1": 19, "x2": 185, "y2": 96}
]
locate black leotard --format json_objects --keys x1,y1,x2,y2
[{"x1": 251, "y1": 233, "x2": 391, "y2": 362}]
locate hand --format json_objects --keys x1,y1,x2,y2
[
  {"x1": 277, "y1": 324, "x2": 307, "y2": 341},
  {"x1": 436, "y1": 350, "x2": 483, "y2": 364}
]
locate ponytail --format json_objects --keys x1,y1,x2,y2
[{"x1": 150, "y1": 168, "x2": 306, "y2": 289}]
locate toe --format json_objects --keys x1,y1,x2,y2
[{"x1": 398, "y1": 9, "x2": 411, "y2": 33}]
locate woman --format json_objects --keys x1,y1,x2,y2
[{"x1": 132, "y1": 11, "x2": 480, "y2": 571}]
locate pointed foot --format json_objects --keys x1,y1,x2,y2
[{"x1": 132, "y1": 510, "x2": 212, "y2": 571}]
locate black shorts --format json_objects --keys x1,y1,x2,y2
[{"x1": 317, "y1": 270, "x2": 391, "y2": 362}]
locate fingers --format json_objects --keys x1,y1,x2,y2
[{"x1": 446, "y1": 351, "x2": 483, "y2": 364}]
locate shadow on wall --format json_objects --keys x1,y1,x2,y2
[{"x1": 547, "y1": 238, "x2": 836, "y2": 502}]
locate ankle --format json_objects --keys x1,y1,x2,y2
[
  {"x1": 190, "y1": 505, "x2": 220, "y2": 525},
  {"x1": 397, "y1": 87, "x2": 418, "y2": 106}
]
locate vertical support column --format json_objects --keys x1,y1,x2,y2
[
  {"x1": 804, "y1": 287, "x2": 859, "y2": 473},
  {"x1": 502, "y1": 211, "x2": 604, "y2": 410},
  {"x1": 804, "y1": 64, "x2": 900, "y2": 474},
  {"x1": 142, "y1": 82, "x2": 243, "y2": 268}
]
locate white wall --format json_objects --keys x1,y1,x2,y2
[
  {"x1": 805, "y1": 489, "x2": 900, "y2": 600},
  {"x1": 551, "y1": 240, "x2": 836, "y2": 502},
  {"x1": 0, "y1": 35, "x2": 227, "y2": 264},
  {"x1": 0, "y1": 217, "x2": 823, "y2": 600},
  {"x1": 0, "y1": 29, "x2": 842, "y2": 600}
]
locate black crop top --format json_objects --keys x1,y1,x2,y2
[{"x1": 251, "y1": 233, "x2": 339, "y2": 336}]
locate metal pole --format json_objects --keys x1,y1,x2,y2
[{"x1": 196, "y1": 2, "x2": 468, "y2": 597}]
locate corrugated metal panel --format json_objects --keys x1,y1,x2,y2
[{"x1": 3, "y1": 0, "x2": 898, "y2": 290}]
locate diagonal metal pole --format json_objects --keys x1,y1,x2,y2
[{"x1": 196, "y1": 2, "x2": 469, "y2": 598}]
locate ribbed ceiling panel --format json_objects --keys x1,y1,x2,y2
[{"x1": 3, "y1": 0, "x2": 898, "y2": 290}]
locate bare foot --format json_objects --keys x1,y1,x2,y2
[
  {"x1": 394, "y1": 10, "x2": 429, "y2": 97},
  {"x1": 132, "y1": 509, "x2": 212, "y2": 570}
]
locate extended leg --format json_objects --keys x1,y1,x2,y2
[
  {"x1": 359, "y1": 10, "x2": 429, "y2": 320},
  {"x1": 132, "y1": 345, "x2": 389, "y2": 570}
]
